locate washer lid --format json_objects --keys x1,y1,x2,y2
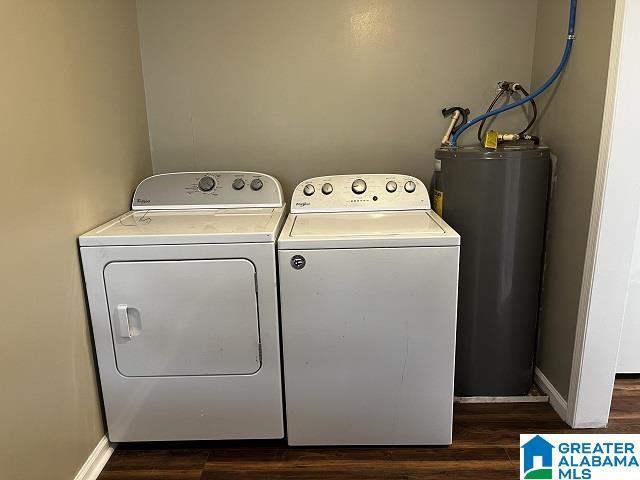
[
  {"x1": 279, "y1": 210, "x2": 460, "y2": 249},
  {"x1": 80, "y1": 207, "x2": 286, "y2": 246}
]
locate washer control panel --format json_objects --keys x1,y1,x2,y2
[
  {"x1": 291, "y1": 174, "x2": 430, "y2": 213},
  {"x1": 132, "y1": 171, "x2": 284, "y2": 210}
]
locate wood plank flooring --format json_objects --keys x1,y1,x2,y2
[{"x1": 98, "y1": 377, "x2": 640, "y2": 479}]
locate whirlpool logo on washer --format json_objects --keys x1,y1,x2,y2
[
  {"x1": 295, "y1": 202, "x2": 310, "y2": 207},
  {"x1": 290, "y1": 255, "x2": 306, "y2": 270}
]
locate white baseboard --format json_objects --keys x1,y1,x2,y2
[
  {"x1": 535, "y1": 367, "x2": 569, "y2": 424},
  {"x1": 73, "y1": 435, "x2": 116, "y2": 480}
]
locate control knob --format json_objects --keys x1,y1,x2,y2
[
  {"x1": 386, "y1": 181, "x2": 397, "y2": 193},
  {"x1": 321, "y1": 183, "x2": 333, "y2": 195},
  {"x1": 198, "y1": 176, "x2": 215, "y2": 192},
  {"x1": 303, "y1": 184, "x2": 315, "y2": 196},
  {"x1": 232, "y1": 178, "x2": 245, "y2": 190},
  {"x1": 250, "y1": 178, "x2": 263, "y2": 191},
  {"x1": 404, "y1": 180, "x2": 416, "y2": 193},
  {"x1": 352, "y1": 179, "x2": 367, "y2": 195}
]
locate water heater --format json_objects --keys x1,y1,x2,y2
[{"x1": 434, "y1": 144, "x2": 551, "y2": 396}]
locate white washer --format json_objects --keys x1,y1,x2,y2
[
  {"x1": 278, "y1": 174, "x2": 460, "y2": 446},
  {"x1": 80, "y1": 172, "x2": 286, "y2": 442}
]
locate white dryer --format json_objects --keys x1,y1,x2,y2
[
  {"x1": 80, "y1": 172, "x2": 285, "y2": 442},
  {"x1": 278, "y1": 174, "x2": 460, "y2": 446}
]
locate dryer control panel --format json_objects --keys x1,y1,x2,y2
[
  {"x1": 132, "y1": 172, "x2": 284, "y2": 210},
  {"x1": 290, "y1": 174, "x2": 430, "y2": 213}
]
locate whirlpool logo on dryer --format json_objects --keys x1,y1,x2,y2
[{"x1": 520, "y1": 434, "x2": 640, "y2": 479}]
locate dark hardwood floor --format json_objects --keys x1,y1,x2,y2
[{"x1": 98, "y1": 377, "x2": 640, "y2": 479}]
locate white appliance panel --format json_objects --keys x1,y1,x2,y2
[
  {"x1": 132, "y1": 171, "x2": 283, "y2": 210},
  {"x1": 82, "y1": 239, "x2": 283, "y2": 441},
  {"x1": 618, "y1": 218, "x2": 640, "y2": 373},
  {"x1": 290, "y1": 174, "x2": 430, "y2": 213},
  {"x1": 105, "y1": 259, "x2": 260, "y2": 377},
  {"x1": 278, "y1": 246, "x2": 459, "y2": 445}
]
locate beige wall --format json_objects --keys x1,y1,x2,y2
[
  {"x1": 137, "y1": 0, "x2": 539, "y2": 195},
  {"x1": 531, "y1": 0, "x2": 616, "y2": 399},
  {"x1": 0, "y1": 2, "x2": 151, "y2": 479}
]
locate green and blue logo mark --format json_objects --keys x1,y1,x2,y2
[
  {"x1": 520, "y1": 434, "x2": 640, "y2": 479},
  {"x1": 521, "y1": 435, "x2": 554, "y2": 479}
]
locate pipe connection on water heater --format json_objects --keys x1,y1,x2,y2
[{"x1": 449, "y1": 0, "x2": 578, "y2": 147}]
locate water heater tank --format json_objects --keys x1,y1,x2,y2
[{"x1": 434, "y1": 144, "x2": 551, "y2": 396}]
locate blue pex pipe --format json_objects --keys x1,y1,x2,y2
[{"x1": 450, "y1": 0, "x2": 578, "y2": 147}]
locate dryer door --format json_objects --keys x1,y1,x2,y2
[{"x1": 104, "y1": 259, "x2": 260, "y2": 377}]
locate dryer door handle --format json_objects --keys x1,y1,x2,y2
[{"x1": 116, "y1": 304, "x2": 132, "y2": 339}]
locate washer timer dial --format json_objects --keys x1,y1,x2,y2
[
  {"x1": 352, "y1": 179, "x2": 367, "y2": 195},
  {"x1": 198, "y1": 176, "x2": 216, "y2": 192}
]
